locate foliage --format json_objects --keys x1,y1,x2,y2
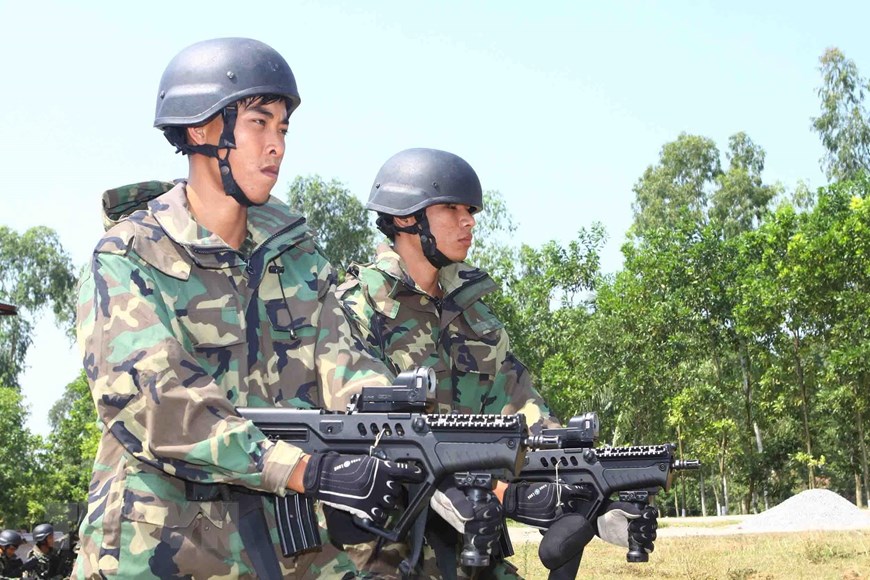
[
  {"x1": 0, "y1": 386, "x2": 39, "y2": 527},
  {"x1": 33, "y1": 371, "x2": 99, "y2": 522},
  {"x1": 812, "y1": 47, "x2": 870, "y2": 182},
  {"x1": 0, "y1": 226, "x2": 77, "y2": 388},
  {"x1": 286, "y1": 175, "x2": 376, "y2": 272}
]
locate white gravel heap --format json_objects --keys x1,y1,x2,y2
[{"x1": 737, "y1": 489, "x2": 870, "y2": 532}]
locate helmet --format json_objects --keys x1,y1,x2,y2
[
  {"x1": 154, "y1": 37, "x2": 300, "y2": 128},
  {"x1": 367, "y1": 148, "x2": 483, "y2": 216},
  {"x1": 368, "y1": 148, "x2": 483, "y2": 268},
  {"x1": 153, "y1": 38, "x2": 301, "y2": 208},
  {"x1": 0, "y1": 529, "x2": 23, "y2": 547},
  {"x1": 32, "y1": 523, "x2": 54, "y2": 543}
]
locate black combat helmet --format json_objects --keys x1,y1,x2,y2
[
  {"x1": 0, "y1": 529, "x2": 23, "y2": 547},
  {"x1": 32, "y1": 524, "x2": 54, "y2": 544},
  {"x1": 153, "y1": 38, "x2": 301, "y2": 207},
  {"x1": 368, "y1": 148, "x2": 483, "y2": 268},
  {"x1": 368, "y1": 148, "x2": 483, "y2": 216}
]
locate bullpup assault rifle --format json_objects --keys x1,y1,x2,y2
[
  {"x1": 238, "y1": 367, "x2": 561, "y2": 574},
  {"x1": 525, "y1": 413, "x2": 700, "y2": 579}
]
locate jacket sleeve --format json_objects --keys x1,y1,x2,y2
[
  {"x1": 77, "y1": 250, "x2": 301, "y2": 495},
  {"x1": 315, "y1": 268, "x2": 395, "y2": 411}
]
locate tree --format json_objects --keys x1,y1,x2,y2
[
  {"x1": 711, "y1": 132, "x2": 779, "y2": 238},
  {"x1": 497, "y1": 225, "x2": 606, "y2": 421},
  {"x1": 286, "y1": 176, "x2": 376, "y2": 271},
  {"x1": 36, "y1": 371, "x2": 99, "y2": 520},
  {"x1": 467, "y1": 190, "x2": 519, "y2": 286},
  {"x1": 0, "y1": 226, "x2": 77, "y2": 388},
  {"x1": 0, "y1": 386, "x2": 38, "y2": 527},
  {"x1": 812, "y1": 47, "x2": 870, "y2": 181},
  {"x1": 630, "y1": 133, "x2": 721, "y2": 238}
]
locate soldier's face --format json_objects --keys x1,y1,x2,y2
[
  {"x1": 425, "y1": 203, "x2": 476, "y2": 261},
  {"x1": 201, "y1": 99, "x2": 290, "y2": 204},
  {"x1": 2, "y1": 545, "x2": 17, "y2": 557}
]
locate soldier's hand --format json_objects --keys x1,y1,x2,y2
[
  {"x1": 503, "y1": 481, "x2": 593, "y2": 529},
  {"x1": 595, "y1": 500, "x2": 658, "y2": 552},
  {"x1": 303, "y1": 452, "x2": 424, "y2": 526},
  {"x1": 430, "y1": 483, "x2": 503, "y2": 555}
]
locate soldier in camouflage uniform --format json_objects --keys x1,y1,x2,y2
[
  {"x1": 336, "y1": 149, "x2": 659, "y2": 578},
  {"x1": 23, "y1": 524, "x2": 62, "y2": 579},
  {"x1": 74, "y1": 38, "x2": 425, "y2": 579},
  {"x1": 0, "y1": 530, "x2": 26, "y2": 579}
]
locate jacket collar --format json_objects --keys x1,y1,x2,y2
[
  {"x1": 150, "y1": 184, "x2": 310, "y2": 278},
  {"x1": 367, "y1": 242, "x2": 497, "y2": 315}
]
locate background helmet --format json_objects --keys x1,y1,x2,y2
[
  {"x1": 367, "y1": 148, "x2": 483, "y2": 216},
  {"x1": 32, "y1": 523, "x2": 54, "y2": 543},
  {"x1": 368, "y1": 148, "x2": 482, "y2": 268},
  {"x1": 0, "y1": 529, "x2": 23, "y2": 547},
  {"x1": 154, "y1": 37, "x2": 300, "y2": 128}
]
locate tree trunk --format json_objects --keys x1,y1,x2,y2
[
  {"x1": 700, "y1": 470, "x2": 708, "y2": 516},
  {"x1": 792, "y1": 330, "x2": 814, "y2": 488},
  {"x1": 678, "y1": 426, "x2": 688, "y2": 516},
  {"x1": 857, "y1": 473, "x2": 864, "y2": 509},
  {"x1": 719, "y1": 431, "x2": 729, "y2": 515},
  {"x1": 858, "y1": 374, "x2": 869, "y2": 508},
  {"x1": 711, "y1": 478, "x2": 721, "y2": 515},
  {"x1": 738, "y1": 341, "x2": 757, "y2": 509}
]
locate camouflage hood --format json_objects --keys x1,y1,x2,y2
[{"x1": 102, "y1": 180, "x2": 175, "y2": 231}]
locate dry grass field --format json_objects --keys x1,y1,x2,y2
[{"x1": 507, "y1": 528, "x2": 870, "y2": 579}]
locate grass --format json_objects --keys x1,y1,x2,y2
[{"x1": 507, "y1": 530, "x2": 870, "y2": 579}]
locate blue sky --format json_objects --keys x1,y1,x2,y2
[{"x1": 2, "y1": 0, "x2": 869, "y2": 434}]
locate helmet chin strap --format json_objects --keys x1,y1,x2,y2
[
  {"x1": 179, "y1": 106, "x2": 263, "y2": 208},
  {"x1": 393, "y1": 211, "x2": 453, "y2": 269}
]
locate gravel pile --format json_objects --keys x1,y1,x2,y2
[{"x1": 737, "y1": 489, "x2": 870, "y2": 532}]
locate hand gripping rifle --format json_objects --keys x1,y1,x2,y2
[
  {"x1": 523, "y1": 413, "x2": 700, "y2": 579},
  {"x1": 238, "y1": 367, "x2": 561, "y2": 575}
]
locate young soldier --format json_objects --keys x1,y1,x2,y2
[
  {"x1": 0, "y1": 530, "x2": 25, "y2": 579},
  {"x1": 336, "y1": 148, "x2": 658, "y2": 578},
  {"x1": 74, "y1": 38, "x2": 425, "y2": 579},
  {"x1": 23, "y1": 524, "x2": 61, "y2": 579}
]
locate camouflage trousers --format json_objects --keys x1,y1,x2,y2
[
  {"x1": 71, "y1": 502, "x2": 359, "y2": 579},
  {"x1": 344, "y1": 540, "x2": 523, "y2": 580}
]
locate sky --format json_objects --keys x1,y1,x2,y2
[{"x1": 2, "y1": 0, "x2": 869, "y2": 435}]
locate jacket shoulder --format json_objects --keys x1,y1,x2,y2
[{"x1": 94, "y1": 212, "x2": 191, "y2": 281}]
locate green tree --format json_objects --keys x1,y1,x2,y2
[
  {"x1": 34, "y1": 371, "x2": 99, "y2": 521},
  {"x1": 286, "y1": 175, "x2": 375, "y2": 271},
  {"x1": 812, "y1": 47, "x2": 870, "y2": 181},
  {"x1": 711, "y1": 132, "x2": 779, "y2": 238},
  {"x1": 0, "y1": 226, "x2": 77, "y2": 387},
  {"x1": 0, "y1": 386, "x2": 39, "y2": 527},
  {"x1": 467, "y1": 190, "x2": 519, "y2": 286},
  {"x1": 626, "y1": 132, "x2": 780, "y2": 513},
  {"x1": 630, "y1": 133, "x2": 721, "y2": 238},
  {"x1": 498, "y1": 225, "x2": 606, "y2": 421}
]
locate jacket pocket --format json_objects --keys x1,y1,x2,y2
[{"x1": 120, "y1": 469, "x2": 202, "y2": 529}]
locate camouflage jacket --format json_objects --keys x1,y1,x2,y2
[
  {"x1": 337, "y1": 243, "x2": 558, "y2": 433},
  {"x1": 75, "y1": 182, "x2": 391, "y2": 576},
  {"x1": 22, "y1": 548, "x2": 61, "y2": 580},
  {"x1": 0, "y1": 553, "x2": 23, "y2": 579}
]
